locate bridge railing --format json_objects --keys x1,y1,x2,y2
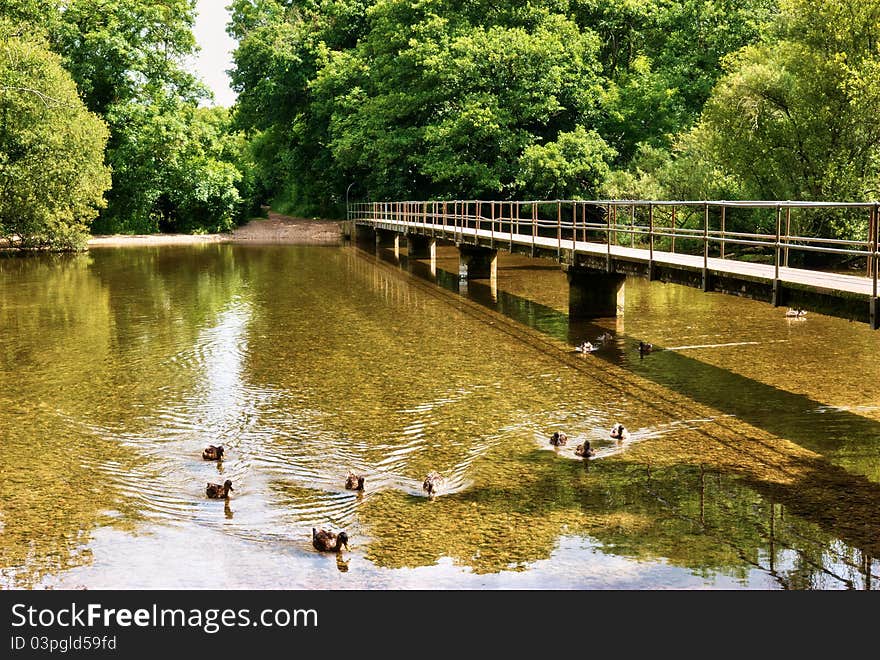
[{"x1": 349, "y1": 199, "x2": 880, "y2": 297}]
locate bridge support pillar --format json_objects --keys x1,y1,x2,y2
[
  {"x1": 376, "y1": 228, "x2": 397, "y2": 249},
  {"x1": 354, "y1": 224, "x2": 374, "y2": 245},
  {"x1": 458, "y1": 244, "x2": 497, "y2": 280},
  {"x1": 871, "y1": 297, "x2": 879, "y2": 330},
  {"x1": 408, "y1": 234, "x2": 435, "y2": 259},
  {"x1": 566, "y1": 267, "x2": 626, "y2": 319}
]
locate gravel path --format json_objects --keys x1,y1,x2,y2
[{"x1": 88, "y1": 211, "x2": 344, "y2": 247}]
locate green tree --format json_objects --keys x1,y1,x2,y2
[
  {"x1": 233, "y1": 0, "x2": 611, "y2": 210},
  {"x1": 0, "y1": 0, "x2": 57, "y2": 27},
  {"x1": 576, "y1": 0, "x2": 776, "y2": 163},
  {"x1": 0, "y1": 28, "x2": 110, "y2": 250},
  {"x1": 676, "y1": 0, "x2": 880, "y2": 237},
  {"x1": 51, "y1": 0, "x2": 250, "y2": 234},
  {"x1": 518, "y1": 126, "x2": 615, "y2": 199},
  {"x1": 228, "y1": 0, "x2": 373, "y2": 216}
]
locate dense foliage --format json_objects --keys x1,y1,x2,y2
[
  {"x1": 5, "y1": 0, "x2": 880, "y2": 247},
  {"x1": 229, "y1": 0, "x2": 775, "y2": 216},
  {"x1": 0, "y1": 0, "x2": 254, "y2": 247},
  {"x1": 0, "y1": 24, "x2": 110, "y2": 250},
  {"x1": 53, "y1": 0, "x2": 251, "y2": 234}
]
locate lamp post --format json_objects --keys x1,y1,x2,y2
[{"x1": 346, "y1": 182, "x2": 356, "y2": 222}]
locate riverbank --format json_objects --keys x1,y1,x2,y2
[{"x1": 87, "y1": 211, "x2": 344, "y2": 247}]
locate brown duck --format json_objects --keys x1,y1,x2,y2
[
  {"x1": 345, "y1": 472, "x2": 365, "y2": 491},
  {"x1": 549, "y1": 431, "x2": 568, "y2": 446},
  {"x1": 422, "y1": 471, "x2": 445, "y2": 498},
  {"x1": 206, "y1": 479, "x2": 234, "y2": 499},
  {"x1": 312, "y1": 528, "x2": 349, "y2": 552},
  {"x1": 575, "y1": 440, "x2": 596, "y2": 457},
  {"x1": 202, "y1": 445, "x2": 224, "y2": 460}
]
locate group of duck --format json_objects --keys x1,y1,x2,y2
[
  {"x1": 550, "y1": 422, "x2": 630, "y2": 458},
  {"x1": 200, "y1": 444, "x2": 445, "y2": 554},
  {"x1": 574, "y1": 332, "x2": 655, "y2": 357},
  {"x1": 573, "y1": 331, "x2": 614, "y2": 354}
]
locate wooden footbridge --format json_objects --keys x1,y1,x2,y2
[{"x1": 348, "y1": 199, "x2": 880, "y2": 328}]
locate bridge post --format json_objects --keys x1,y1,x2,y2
[
  {"x1": 565, "y1": 266, "x2": 626, "y2": 319},
  {"x1": 458, "y1": 244, "x2": 497, "y2": 280},
  {"x1": 648, "y1": 203, "x2": 657, "y2": 281},
  {"x1": 772, "y1": 205, "x2": 783, "y2": 306},
  {"x1": 375, "y1": 228, "x2": 396, "y2": 249},
  {"x1": 702, "y1": 202, "x2": 711, "y2": 291},
  {"x1": 408, "y1": 234, "x2": 435, "y2": 259},
  {"x1": 872, "y1": 204, "x2": 879, "y2": 329},
  {"x1": 353, "y1": 223, "x2": 375, "y2": 245}
]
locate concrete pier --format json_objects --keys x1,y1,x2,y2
[
  {"x1": 458, "y1": 244, "x2": 497, "y2": 280},
  {"x1": 376, "y1": 228, "x2": 396, "y2": 249},
  {"x1": 408, "y1": 234, "x2": 435, "y2": 260},
  {"x1": 566, "y1": 267, "x2": 625, "y2": 319}
]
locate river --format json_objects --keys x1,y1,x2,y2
[{"x1": 1, "y1": 241, "x2": 878, "y2": 589}]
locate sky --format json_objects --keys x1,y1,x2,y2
[{"x1": 188, "y1": 0, "x2": 238, "y2": 107}]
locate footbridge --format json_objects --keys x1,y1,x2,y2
[{"x1": 348, "y1": 199, "x2": 880, "y2": 328}]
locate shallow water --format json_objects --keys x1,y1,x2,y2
[{"x1": 0, "y1": 242, "x2": 878, "y2": 589}]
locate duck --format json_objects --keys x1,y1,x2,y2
[
  {"x1": 345, "y1": 471, "x2": 365, "y2": 491},
  {"x1": 638, "y1": 341, "x2": 654, "y2": 354},
  {"x1": 575, "y1": 440, "x2": 596, "y2": 457},
  {"x1": 312, "y1": 528, "x2": 349, "y2": 553},
  {"x1": 596, "y1": 332, "x2": 614, "y2": 342},
  {"x1": 575, "y1": 341, "x2": 597, "y2": 353},
  {"x1": 422, "y1": 471, "x2": 445, "y2": 498},
  {"x1": 206, "y1": 479, "x2": 234, "y2": 499},
  {"x1": 202, "y1": 444, "x2": 224, "y2": 461},
  {"x1": 609, "y1": 423, "x2": 630, "y2": 441},
  {"x1": 785, "y1": 308, "x2": 807, "y2": 318},
  {"x1": 549, "y1": 431, "x2": 568, "y2": 446}
]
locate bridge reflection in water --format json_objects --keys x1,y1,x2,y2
[{"x1": 359, "y1": 237, "x2": 880, "y2": 588}]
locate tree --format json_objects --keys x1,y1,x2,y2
[
  {"x1": 0, "y1": 28, "x2": 110, "y2": 249},
  {"x1": 518, "y1": 126, "x2": 615, "y2": 199},
  {"x1": 233, "y1": 0, "x2": 611, "y2": 210},
  {"x1": 676, "y1": 0, "x2": 880, "y2": 238},
  {"x1": 51, "y1": 0, "x2": 251, "y2": 234},
  {"x1": 575, "y1": 0, "x2": 776, "y2": 163}
]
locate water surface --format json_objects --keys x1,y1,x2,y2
[{"x1": 1, "y1": 242, "x2": 878, "y2": 589}]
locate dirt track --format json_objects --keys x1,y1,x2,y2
[
  {"x1": 230, "y1": 211, "x2": 343, "y2": 243},
  {"x1": 88, "y1": 211, "x2": 344, "y2": 247}
]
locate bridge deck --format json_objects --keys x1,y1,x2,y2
[{"x1": 368, "y1": 218, "x2": 874, "y2": 298}]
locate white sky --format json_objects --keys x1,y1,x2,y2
[{"x1": 188, "y1": 0, "x2": 237, "y2": 107}]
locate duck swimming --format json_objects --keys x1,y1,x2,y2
[
  {"x1": 610, "y1": 423, "x2": 630, "y2": 441},
  {"x1": 206, "y1": 479, "x2": 234, "y2": 499},
  {"x1": 785, "y1": 308, "x2": 807, "y2": 318},
  {"x1": 312, "y1": 528, "x2": 349, "y2": 553},
  {"x1": 575, "y1": 440, "x2": 596, "y2": 457},
  {"x1": 422, "y1": 471, "x2": 445, "y2": 498},
  {"x1": 345, "y1": 472, "x2": 365, "y2": 491},
  {"x1": 575, "y1": 341, "x2": 597, "y2": 353},
  {"x1": 596, "y1": 332, "x2": 614, "y2": 342},
  {"x1": 549, "y1": 431, "x2": 568, "y2": 446},
  {"x1": 638, "y1": 341, "x2": 654, "y2": 354},
  {"x1": 202, "y1": 445, "x2": 224, "y2": 461}
]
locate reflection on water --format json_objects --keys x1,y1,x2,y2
[{"x1": 0, "y1": 242, "x2": 878, "y2": 589}]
